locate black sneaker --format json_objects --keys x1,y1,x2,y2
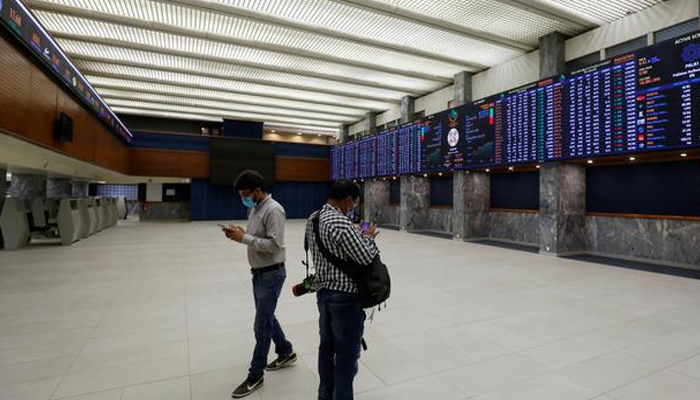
[
  {"x1": 265, "y1": 352, "x2": 298, "y2": 371},
  {"x1": 231, "y1": 376, "x2": 263, "y2": 398}
]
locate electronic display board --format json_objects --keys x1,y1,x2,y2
[
  {"x1": 419, "y1": 110, "x2": 466, "y2": 171},
  {"x1": 331, "y1": 29, "x2": 700, "y2": 178},
  {"x1": 358, "y1": 136, "x2": 377, "y2": 178},
  {"x1": 376, "y1": 127, "x2": 398, "y2": 177},
  {"x1": 343, "y1": 142, "x2": 358, "y2": 179},
  {"x1": 331, "y1": 147, "x2": 344, "y2": 180},
  {"x1": 398, "y1": 120, "x2": 421, "y2": 174},
  {"x1": 0, "y1": 0, "x2": 132, "y2": 142}
]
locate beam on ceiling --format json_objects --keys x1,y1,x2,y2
[
  {"x1": 153, "y1": 0, "x2": 481, "y2": 69},
  {"x1": 70, "y1": 54, "x2": 404, "y2": 104},
  {"x1": 81, "y1": 71, "x2": 390, "y2": 112},
  {"x1": 25, "y1": 0, "x2": 459, "y2": 82},
  {"x1": 101, "y1": 93, "x2": 354, "y2": 124},
  {"x1": 94, "y1": 84, "x2": 364, "y2": 119},
  {"x1": 106, "y1": 100, "x2": 341, "y2": 128},
  {"x1": 492, "y1": 0, "x2": 604, "y2": 28},
  {"x1": 52, "y1": 33, "x2": 433, "y2": 94},
  {"x1": 330, "y1": 0, "x2": 535, "y2": 51}
]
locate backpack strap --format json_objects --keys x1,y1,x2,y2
[{"x1": 312, "y1": 214, "x2": 358, "y2": 281}]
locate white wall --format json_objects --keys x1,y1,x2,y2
[{"x1": 472, "y1": 51, "x2": 540, "y2": 100}]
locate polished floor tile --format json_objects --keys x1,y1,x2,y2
[{"x1": 1, "y1": 220, "x2": 699, "y2": 400}]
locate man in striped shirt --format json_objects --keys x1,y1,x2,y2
[{"x1": 305, "y1": 180, "x2": 380, "y2": 400}]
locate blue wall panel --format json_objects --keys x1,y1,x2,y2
[
  {"x1": 271, "y1": 182, "x2": 331, "y2": 219},
  {"x1": 274, "y1": 142, "x2": 330, "y2": 159}
]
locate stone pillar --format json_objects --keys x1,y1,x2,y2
[
  {"x1": 537, "y1": 32, "x2": 585, "y2": 255},
  {"x1": 399, "y1": 175, "x2": 429, "y2": 231},
  {"x1": 539, "y1": 163, "x2": 586, "y2": 255},
  {"x1": 339, "y1": 124, "x2": 349, "y2": 144},
  {"x1": 363, "y1": 179, "x2": 390, "y2": 224},
  {"x1": 72, "y1": 180, "x2": 89, "y2": 197},
  {"x1": 453, "y1": 171, "x2": 490, "y2": 240},
  {"x1": 0, "y1": 168, "x2": 7, "y2": 199},
  {"x1": 400, "y1": 96, "x2": 415, "y2": 124},
  {"x1": 47, "y1": 178, "x2": 72, "y2": 199},
  {"x1": 365, "y1": 112, "x2": 377, "y2": 137},
  {"x1": 539, "y1": 32, "x2": 566, "y2": 79},
  {"x1": 453, "y1": 71, "x2": 473, "y2": 107},
  {"x1": 8, "y1": 174, "x2": 47, "y2": 199}
]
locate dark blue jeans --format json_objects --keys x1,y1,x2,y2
[
  {"x1": 248, "y1": 267, "x2": 293, "y2": 381},
  {"x1": 317, "y1": 289, "x2": 365, "y2": 400}
]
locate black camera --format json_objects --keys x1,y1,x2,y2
[{"x1": 292, "y1": 275, "x2": 316, "y2": 297}]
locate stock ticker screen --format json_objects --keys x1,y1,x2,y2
[
  {"x1": 376, "y1": 128, "x2": 398, "y2": 176},
  {"x1": 358, "y1": 137, "x2": 376, "y2": 178},
  {"x1": 330, "y1": 30, "x2": 700, "y2": 179}
]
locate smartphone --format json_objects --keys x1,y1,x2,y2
[{"x1": 360, "y1": 221, "x2": 371, "y2": 233}]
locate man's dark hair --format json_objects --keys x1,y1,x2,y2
[
  {"x1": 328, "y1": 180, "x2": 360, "y2": 201},
  {"x1": 234, "y1": 170, "x2": 266, "y2": 192}
]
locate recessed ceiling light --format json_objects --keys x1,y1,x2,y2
[
  {"x1": 587, "y1": 160, "x2": 593, "y2": 164},
  {"x1": 270, "y1": 130, "x2": 276, "y2": 133},
  {"x1": 536, "y1": 165, "x2": 541, "y2": 169},
  {"x1": 438, "y1": 172, "x2": 443, "y2": 176},
  {"x1": 485, "y1": 169, "x2": 490, "y2": 172},
  {"x1": 297, "y1": 132, "x2": 302, "y2": 135},
  {"x1": 629, "y1": 157, "x2": 636, "y2": 161},
  {"x1": 508, "y1": 166, "x2": 514, "y2": 171},
  {"x1": 681, "y1": 153, "x2": 688, "y2": 157}
]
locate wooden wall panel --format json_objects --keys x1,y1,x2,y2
[
  {"x1": 0, "y1": 31, "x2": 31, "y2": 137},
  {"x1": 276, "y1": 157, "x2": 331, "y2": 182},
  {"x1": 129, "y1": 149, "x2": 210, "y2": 178},
  {"x1": 0, "y1": 29, "x2": 130, "y2": 174}
]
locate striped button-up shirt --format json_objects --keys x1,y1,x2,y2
[{"x1": 305, "y1": 204, "x2": 379, "y2": 294}]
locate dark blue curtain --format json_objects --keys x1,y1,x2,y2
[
  {"x1": 271, "y1": 182, "x2": 331, "y2": 219},
  {"x1": 191, "y1": 179, "x2": 248, "y2": 221}
]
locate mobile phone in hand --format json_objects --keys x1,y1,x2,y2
[{"x1": 360, "y1": 221, "x2": 370, "y2": 233}]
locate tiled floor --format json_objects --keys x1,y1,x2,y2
[{"x1": 1, "y1": 220, "x2": 700, "y2": 400}]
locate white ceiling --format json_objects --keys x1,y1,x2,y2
[{"x1": 24, "y1": 0, "x2": 665, "y2": 136}]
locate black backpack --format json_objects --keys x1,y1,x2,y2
[{"x1": 312, "y1": 214, "x2": 391, "y2": 308}]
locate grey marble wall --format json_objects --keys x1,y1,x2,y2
[
  {"x1": 490, "y1": 212, "x2": 540, "y2": 245},
  {"x1": 401, "y1": 96, "x2": 415, "y2": 123},
  {"x1": 365, "y1": 112, "x2": 377, "y2": 136},
  {"x1": 363, "y1": 180, "x2": 390, "y2": 223},
  {"x1": 339, "y1": 124, "x2": 349, "y2": 145},
  {"x1": 427, "y1": 208, "x2": 453, "y2": 233},
  {"x1": 539, "y1": 32, "x2": 566, "y2": 79},
  {"x1": 587, "y1": 216, "x2": 700, "y2": 267},
  {"x1": 453, "y1": 71, "x2": 473, "y2": 106},
  {"x1": 140, "y1": 202, "x2": 191, "y2": 221},
  {"x1": 8, "y1": 174, "x2": 47, "y2": 199},
  {"x1": 400, "y1": 175, "x2": 430, "y2": 231},
  {"x1": 384, "y1": 205, "x2": 400, "y2": 227},
  {"x1": 47, "y1": 178, "x2": 72, "y2": 199},
  {"x1": 72, "y1": 181, "x2": 89, "y2": 198},
  {"x1": 453, "y1": 171, "x2": 490, "y2": 240},
  {"x1": 539, "y1": 163, "x2": 586, "y2": 255}
]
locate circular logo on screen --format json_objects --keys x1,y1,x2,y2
[
  {"x1": 447, "y1": 128, "x2": 460, "y2": 147},
  {"x1": 682, "y1": 43, "x2": 700, "y2": 63}
]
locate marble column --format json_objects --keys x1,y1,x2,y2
[
  {"x1": 539, "y1": 163, "x2": 587, "y2": 255},
  {"x1": 539, "y1": 32, "x2": 566, "y2": 79},
  {"x1": 453, "y1": 71, "x2": 473, "y2": 107},
  {"x1": 47, "y1": 178, "x2": 72, "y2": 199},
  {"x1": 8, "y1": 174, "x2": 47, "y2": 199},
  {"x1": 363, "y1": 179, "x2": 390, "y2": 224},
  {"x1": 0, "y1": 168, "x2": 7, "y2": 199},
  {"x1": 400, "y1": 96, "x2": 415, "y2": 124},
  {"x1": 72, "y1": 180, "x2": 89, "y2": 197},
  {"x1": 365, "y1": 112, "x2": 377, "y2": 137},
  {"x1": 339, "y1": 124, "x2": 349, "y2": 144},
  {"x1": 453, "y1": 171, "x2": 490, "y2": 240},
  {"x1": 399, "y1": 175, "x2": 430, "y2": 231}
]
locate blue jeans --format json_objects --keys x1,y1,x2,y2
[
  {"x1": 248, "y1": 267, "x2": 293, "y2": 381},
  {"x1": 317, "y1": 289, "x2": 365, "y2": 400}
]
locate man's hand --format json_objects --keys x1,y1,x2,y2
[
  {"x1": 224, "y1": 225, "x2": 246, "y2": 242},
  {"x1": 362, "y1": 223, "x2": 380, "y2": 239}
]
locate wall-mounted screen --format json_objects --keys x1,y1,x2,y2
[
  {"x1": 331, "y1": 29, "x2": 700, "y2": 178},
  {"x1": 358, "y1": 137, "x2": 377, "y2": 178},
  {"x1": 376, "y1": 127, "x2": 398, "y2": 177}
]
